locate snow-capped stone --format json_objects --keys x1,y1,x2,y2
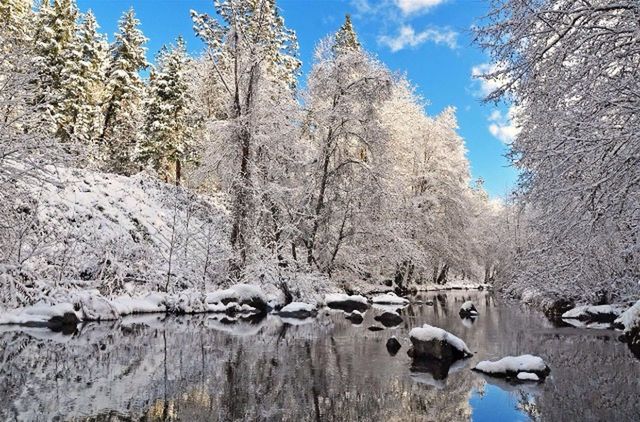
[
  {"x1": 459, "y1": 301, "x2": 478, "y2": 317},
  {"x1": 277, "y1": 302, "x2": 317, "y2": 319},
  {"x1": 324, "y1": 293, "x2": 369, "y2": 312},
  {"x1": 614, "y1": 300, "x2": 640, "y2": 333},
  {"x1": 473, "y1": 354, "x2": 550, "y2": 379},
  {"x1": 206, "y1": 284, "x2": 269, "y2": 313},
  {"x1": 371, "y1": 292, "x2": 409, "y2": 305},
  {"x1": 408, "y1": 324, "x2": 472, "y2": 361},
  {"x1": 562, "y1": 304, "x2": 626, "y2": 324}
]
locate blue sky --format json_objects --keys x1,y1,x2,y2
[{"x1": 77, "y1": 0, "x2": 518, "y2": 198}]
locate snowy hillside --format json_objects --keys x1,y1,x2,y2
[{"x1": 1, "y1": 166, "x2": 230, "y2": 309}]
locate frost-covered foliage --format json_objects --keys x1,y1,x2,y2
[{"x1": 475, "y1": 0, "x2": 640, "y2": 303}]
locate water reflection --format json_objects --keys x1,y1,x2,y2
[{"x1": 0, "y1": 291, "x2": 638, "y2": 421}]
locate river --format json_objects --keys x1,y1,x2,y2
[{"x1": 0, "y1": 291, "x2": 638, "y2": 421}]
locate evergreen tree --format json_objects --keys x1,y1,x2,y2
[
  {"x1": 100, "y1": 8, "x2": 148, "y2": 175},
  {"x1": 57, "y1": 10, "x2": 107, "y2": 149},
  {"x1": 32, "y1": 0, "x2": 79, "y2": 135},
  {"x1": 333, "y1": 14, "x2": 361, "y2": 55},
  {"x1": 140, "y1": 37, "x2": 198, "y2": 185}
]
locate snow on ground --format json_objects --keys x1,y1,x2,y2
[
  {"x1": 280, "y1": 302, "x2": 316, "y2": 313},
  {"x1": 516, "y1": 372, "x2": 540, "y2": 381},
  {"x1": 324, "y1": 293, "x2": 368, "y2": 305},
  {"x1": 474, "y1": 355, "x2": 547, "y2": 375},
  {"x1": 409, "y1": 324, "x2": 471, "y2": 354},
  {"x1": 371, "y1": 292, "x2": 409, "y2": 305}
]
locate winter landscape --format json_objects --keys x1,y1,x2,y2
[{"x1": 0, "y1": 0, "x2": 638, "y2": 421}]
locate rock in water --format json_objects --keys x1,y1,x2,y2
[
  {"x1": 368, "y1": 326, "x2": 384, "y2": 332},
  {"x1": 276, "y1": 302, "x2": 317, "y2": 319},
  {"x1": 374, "y1": 312, "x2": 403, "y2": 327},
  {"x1": 345, "y1": 311, "x2": 364, "y2": 324},
  {"x1": 408, "y1": 324, "x2": 472, "y2": 362},
  {"x1": 386, "y1": 337, "x2": 401, "y2": 355},
  {"x1": 459, "y1": 301, "x2": 479, "y2": 318},
  {"x1": 324, "y1": 294, "x2": 369, "y2": 313}
]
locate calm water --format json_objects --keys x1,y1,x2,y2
[{"x1": 0, "y1": 291, "x2": 638, "y2": 421}]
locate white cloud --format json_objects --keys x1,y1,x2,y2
[
  {"x1": 471, "y1": 62, "x2": 508, "y2": 97},
  {"x1": 488, "y1": 106, "x2": 520, "y2": 144},
  {"x1": 395, "y1": 0, "x2": 447, "y2": 15},
  {"x1": 379, "y1": 25, "x2": 458, "y2": 52}
]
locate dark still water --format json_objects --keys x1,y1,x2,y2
[{"x1": 0, "y1": 291, "x2": 638, "y2": 421}]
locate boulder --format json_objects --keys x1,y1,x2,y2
[
  {"x1": 374, "y1": 312, "x2": 403, "y2": 327},
  {"x1": 408, "y1": 324, "x2": 472, "y2": 362},
  {"x1": 277, "y1": 302, "x2": 317, "y2": 319},
  {"x1": 345, "y1": 310, "x2": 364, "y2": 324},
  {"x1": 325, "y1": 293, "x2": 369, "y2": 313},
  {"x1": 562, "y1": 304, "x2": 626, "y2": 324},
  {"x1": 386, "y1": 337, "x2": 402, "y2": 355},
  {"x1": 459, "y1": 301, "x2": 478, "y2": 318}
]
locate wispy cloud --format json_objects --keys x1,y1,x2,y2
[
  {"x1": 395, "y1": 0, "x2": 448, "y2": 15},
  {"x1": 379, "y1": 25, "x2": 458, "y2": 52},
  {"x1": 488, "y1": 107, "x2": 520, "y2": 144}
]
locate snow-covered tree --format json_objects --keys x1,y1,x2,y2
[
  {"x1": 192, "y1": 0, "x2": 302, "y2": 279},
  {"x1": 100, "y1": 8, "x2": 148, "y2": 175},
  {"x1": 301, "y1": 23, "x2": 393, "y2": 277},
  {"x1": 140, "y1": 37, "x2": 199, "y2": 185},
  {"x1": 475, "y1": 0, "x2": 640, "y2": 303},
  {"x1": 333, "y1": 14, "x2": 361, "y2": 55},
  {"x1": 57, "y1": 10, "x2": 107, "y2": 152},
  {"x1": 32, "y1": 0, "x2": 79, "y2": 138}
]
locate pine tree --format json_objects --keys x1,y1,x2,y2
[
  {"x1": 333, "y1": 14, "x2": 361, "y2": 56},
  {"x1": 32, "y1": 0, "x2": 79, "y2": 136},
  {"x1": 100, "y1": 8, "x2": 148, "y2": 175},
  {"x1": 57, "y1": 10, "x2": 107, "y2": 149},
  {"x1": 140, "y1": 37, "x2": 198, "y2": 185}
]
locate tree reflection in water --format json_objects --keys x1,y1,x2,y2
[{"x1": 0, "y1": 292, "x2": 638, "y2": 421}]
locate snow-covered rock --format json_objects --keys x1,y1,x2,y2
[
  {"x1": 324, "y1": 293, "x2": 369, "y2": 312},
  {"x1": 276, "y1": 302, "x2": 317, "y2": 319},
  {"x1": 562, "y1": 304, "x2": 626, "y2": 324},
  {"x1": 408, "y1": 324, "x2": 472, "y2": 361},
  {"x1": 374, "y1": 311, "x2": 403, "y2": 327},
  {"x1": 615, "y1": 300, "x2": 640, "y2": 352},
  {"x1": 371, "y1": 292, "x2": 409, "y2": 305},
  {"x1": 0, "y1": 302, "x2": 79, "y2": 328},
  {"x1": 473, "y1": 354, "x2": 550, "y2": 380},
  {"x1": 459, "y1": 301, "x2": 478, "y2": 318},
  {"x1": 614, "y1": 300, "x2": 640, "y2": 334},
  {"x1": 206, "y1": 284, "x2": 269, "y2": 314}
]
